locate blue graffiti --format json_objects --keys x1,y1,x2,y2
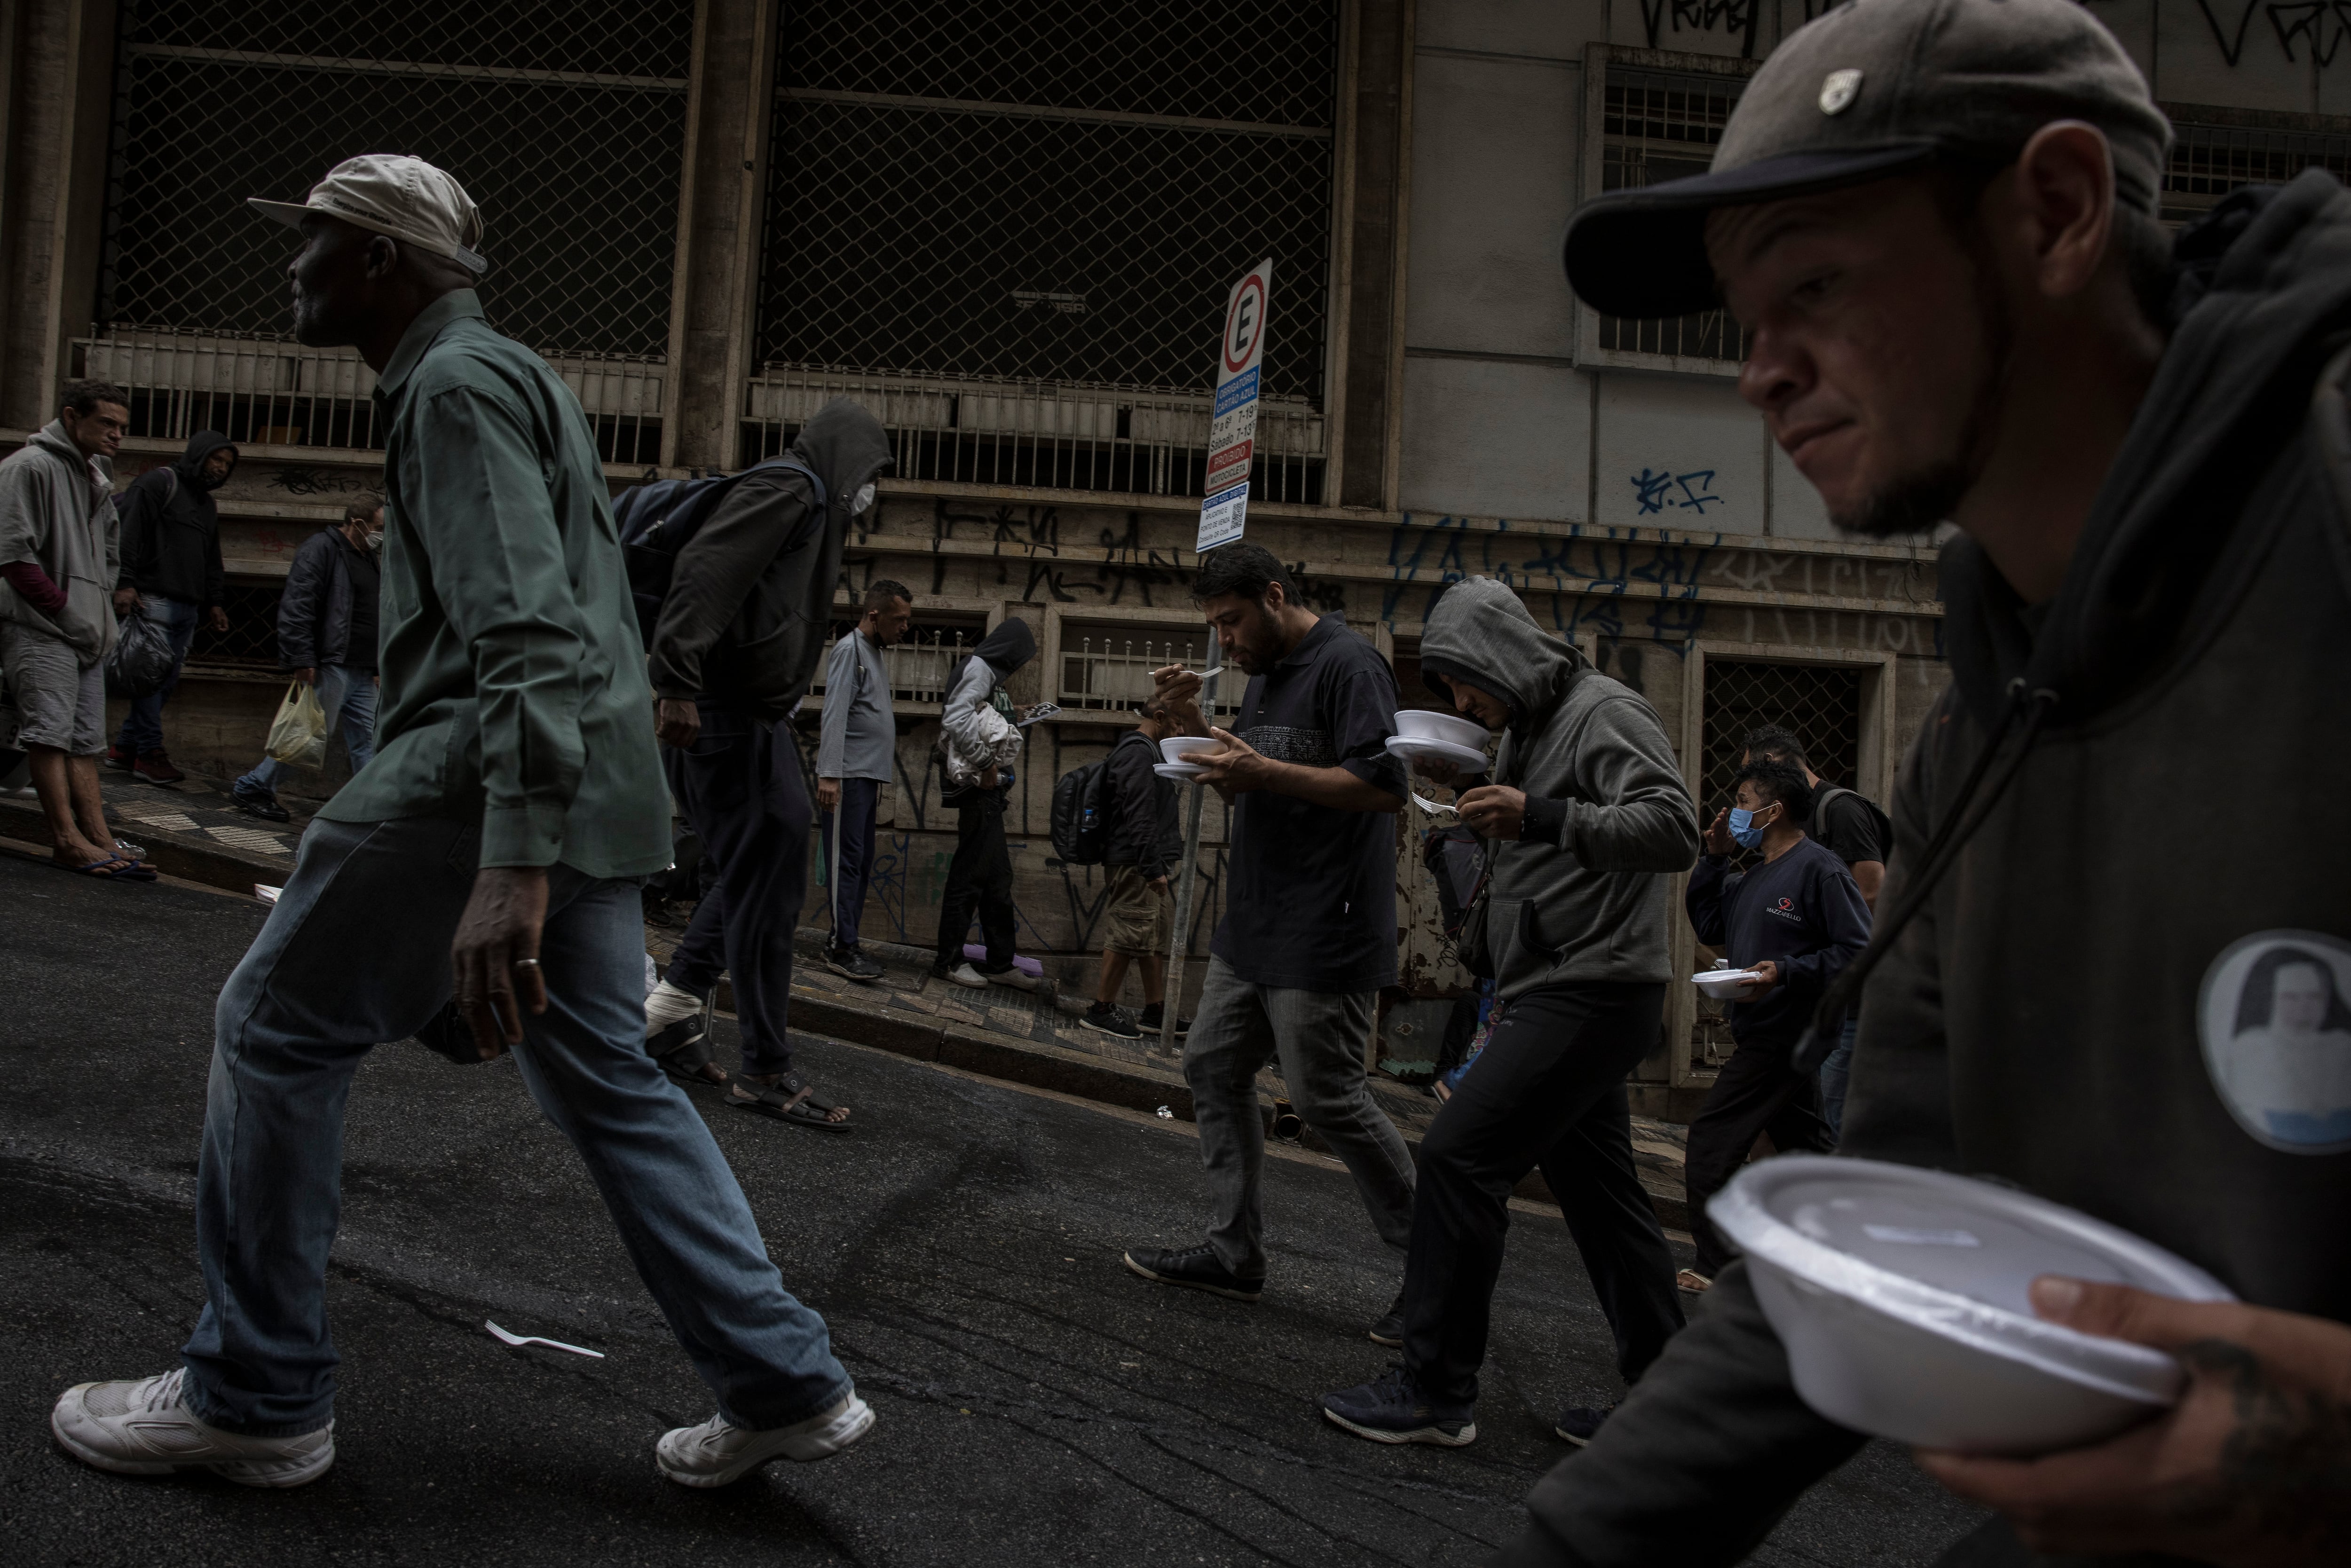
[{"x1": 1631, "y1": 467, "x2": 1722, "y2": 516}]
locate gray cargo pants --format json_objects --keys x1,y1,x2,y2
[{"x1": 1183, "y1": 956, "x2": 1417, "y2": 1279}]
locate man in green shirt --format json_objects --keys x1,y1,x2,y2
[{"x1": 48, "y1": 156, "x2": 872, "y2": 1490}]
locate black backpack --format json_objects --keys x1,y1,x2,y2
[
  {"x1": 1812, "y1": 784, "x2": 1894, "y2": 861},
  {"x1": 1049, "y1": 754, "x2": 1119, "y2": 865},
  {"x1": 611, "y1": 454, "x2": 826, "y2": 645}
]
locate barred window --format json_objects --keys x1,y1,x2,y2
[
  {"x1": 748, "y1": 0, "x2": 1340, "y2": 499},
  {"x1": 87, "y1": 0, "x2": 691, "y2": 461},
  {"x1": 2160, "y1": 112, "x2": 2351, "y2": 222},
  {"x1": 1696, "y1": 659, "x2": 1862, "y2": 821},
  {"x1": 1595, "y1": 66, "x2": 1751, "y2": 365}
]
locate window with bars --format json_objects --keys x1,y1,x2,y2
[
  {"x1": 2160, "y1": 111, "x2": 2351, "y2": 223},
  {"x1": 1593, "y1": 64, "x2": 1753, "y2": 366},
  {"x1": 1696, "y1": 659, "x2": 1862, "y2": 821},
  {"x1": 87, "y1": 0, "x2": 691, "y2": 463},
  {"x1": 748, "y1": 0, "x2": 1340, "y2": 499},
  {"x1": 185, "y1": 581, "x2": 293, "y2": 670}
]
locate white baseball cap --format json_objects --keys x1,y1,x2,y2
[{"x1": 248, "y1": 154, "x2": 489, "y2": 276}]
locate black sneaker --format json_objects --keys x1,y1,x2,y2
[
  {"x1": 231, "y1": 785, "x2": 290, "y2": 823},
  {"x1": 1554, "y1": 1403, "x2": 1617, "y2": 1447},
  {"x1": 1082, "y1": 1001, "x2": 1141, "y2": 1039},
  {"x1": 825, "y1": 946, "x2": 884, "y2": 982},
  {"x1": 1320, "y1": 1365, "x2": 1476, "y2": 1448},
  {"x1": 1121, "y1": 1244, "x2": 1262, "y2": 1302},
  {"x1": 1138, "y1": 1003, "x2": 1191, "y2": 1036},
  {"x1": 1368, "y1": 1287, "x2": 1407, "y2": 1348}
]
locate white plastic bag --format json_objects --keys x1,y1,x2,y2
[{"x1": 265, "y1": 680, "x2": 329, "y2": 769}]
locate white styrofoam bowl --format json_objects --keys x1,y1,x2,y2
[
  {"x1": 1159, "y1": 734, "x2": 1220, "y2": 764},
  {"x1": 1391, "y1": 709, "x2": 1490, "y2": 750},
  {"x1": 1711, "y1": 1156, "x2": 2234, "y2": 1456},
  {"x1": 1691, "y1": 968, "x2": 1763, "y2": 1001}
]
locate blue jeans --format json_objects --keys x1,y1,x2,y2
[
  {"x1": 113, "y1": 594, "x2": 199, "y2": 755},
  {"x1": 236, "y1": 664, "x2": 377, "y2": 794},
  {"x1": 181, "y1": 814, "x2": 850, "y2": 1436},
  {"x1": 822, "y1": 776, "x2": 881, "y2": 952},
  {"x1": 1819, "y1": 1016, "x2": 1860, "y2": 1142}
]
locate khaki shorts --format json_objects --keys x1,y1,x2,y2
[
  {"x1": 0, "y1": 621, "x2": 104, "y2": 755},
  {"x1": 1102, "y1": 863, "x2": 1170, "y2": 958}
]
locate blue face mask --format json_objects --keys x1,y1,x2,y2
[{"x1": 1728, "y1": 805, "x2": 1774, "y2": 850}]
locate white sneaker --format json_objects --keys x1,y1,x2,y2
[
  {"x1": 986, "y1": 965, "x2": 1042, "y2": 993},
  {"x1": 51, "y1": 1369, "x2": 335, "y2": 1488},
  {"x1": 656, "y1": 1390, "x2": 875, "y2": 1487},
  {"x1": 945, "y1": 962, "x2": 990, "y2": 989},
  {"x1": 645, "y1": 977, "x2": 703, "y2": 1035}
]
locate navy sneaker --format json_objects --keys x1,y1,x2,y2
[
  {"x1": 1320, "y1": 1365, "x2": 1475, "y2": 1448},
  {"x1": 231, "y1": 784, "x2": 290, "y2": 823},
  {"x1": 825, "y1": 946, "x2": 884, "y2": 982},
  {"x1": 1367, "y1": 1287, "x2": 1407, "y2": 1348},
  {"x1": 1121, "y1": 1244, "x2": 1262, "y2": 1302},
  {"x1": 1137, "y1": 1002, "x2": 1191, "y2": 1037},
  {"x1": 1554, "y1": 1402, "x2": 1617, "y2": 1447}
]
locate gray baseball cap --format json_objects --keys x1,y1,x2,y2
[
  {"x1": 1562, "y1": 0, "x2": 2170, "y2": 319},
  {"x1": 248, "y1": 154, "x2": 489, "y2": 276}
]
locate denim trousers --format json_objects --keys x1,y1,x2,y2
[
  {"x1": 236, "y1": 664, "x2": 378, "y2": 793},
  {"x1": 663, "y1": 704, "x2": 808, "y2": 1076},
  {"x1": 181, "y1": 814, "x2": 851, "y2": 1436},
  {"x1": 822, "y1": 776, "x2": 881, "y2": 952},
  {"x1": 1182, "y1": 956, "x2": 1417, "y2": 1279},
  {"x1": 113, "y1": 594, "x2": 198, "y2": 755},
  {"x1": 1818, "y1": 1016, "x2": 1860, "y2": 1141}
]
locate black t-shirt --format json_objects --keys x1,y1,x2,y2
[
  {"x1": 1808, "y1": 784, "x2": 1884, "y2": 869},
  {"x1": 342, "y1": 539, "x2": 381, "y2": 674},
  {"x1": 1210, "y1": 616, "x2": 1406, "y2": 992}
]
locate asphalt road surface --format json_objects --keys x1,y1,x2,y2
[{"x1": 0, "y1": 848, "x2": 1985, "y2": 1566}]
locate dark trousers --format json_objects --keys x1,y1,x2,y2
[
  {"x1": 934, "y1": 792, "x2": 1015, "y2": 972},
  {"x1": 663, "y1": 704, "x2": 809, "y2": 1076},
  {"x1": 822, "y1": 776, "x2": 881, "y2": 952},
  {"x1": 1403, "y1": 981, "x2": 1684, "y2": 1405},
  {"x1": 1685, "y1": 1036, "x2": 1835, "y2": 1277}
]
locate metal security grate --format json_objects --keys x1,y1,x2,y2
[
  {"x1": 1697, "y1": 659, "x2": 1862, "y2": 820},
  {"x1": 92, "y1": 0, "x2": 691, "y2": 460},
  {"x1": 1596, "y1": 66, "x2": 1751, "y2": 362},
  {"x1": 1059, "y1": 627, "x2": 1240, "y2": 717},
  {"x1": 808, "y1": 623, "x2": 984, "y2": 706},
  {"x1": 2162, "y1": 116, "x2": 2351, "y2": 221},
  {"x1": 751, "y1": 0, "x2": 1339, "y2": 498},
  {"x1": 185, "y1": 580, "x2": 292, "y2": 670}
]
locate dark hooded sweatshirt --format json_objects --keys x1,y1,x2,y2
[
  {"x1": 115, "y1": 430, "x2": 234, "y2": 609},
  {"x1": 648, "y1": 398, "x2": 893, "y2": 722},
  {"x1": 1501, "y1": 170, "x2": 2351, "y2": 1568}
]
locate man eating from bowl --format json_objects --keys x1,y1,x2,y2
[{"x1": 1493, "y1": 0, "x2": 2351, "y2": 1563}]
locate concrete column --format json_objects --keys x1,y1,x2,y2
[
  {"x1": 663, "y1": 0, "x2": 779, "y2": 473},
  {"x1": 0, "y1": 0, "x2": 119, "y2": 433},
  {"x1": 1334, "y1": 0, "x2": 1412, "y2": 511}
]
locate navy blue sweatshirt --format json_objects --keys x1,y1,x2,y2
[{"x1": 1684, "y1": 836, "x2": 1871, "y2": 1050}]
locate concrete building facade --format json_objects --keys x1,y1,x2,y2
[{"x1": 2, "y1": 0, "x2": 2340, "y2": 1108}]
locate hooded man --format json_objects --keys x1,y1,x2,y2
[
  {"x1": 50, "y1": 155, "x2": 873, "y2": 1493},
  {"x1": 1496, "y1": 2, "x2": 2351, "y2": 1563},
  {"x1": 105, "y1": 429, "x2": 237, "y2": 783},
  {"x1": 931, "y1": 615, "x2": 1041, "y2": 990},
  {"x1": 640, "y1": 398, "x2": 894, "y2": 1134},
  {"x1": 1318, "y1": 576, "x2": 1699, "y2": 1450}
]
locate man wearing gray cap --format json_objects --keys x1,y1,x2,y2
[
  {"x1": 47, "y1": 155, "x2": 873, "y2": 1490},
  {"x1": 1496, "y1": 1, "x2": 2351, "y2": 1565}
]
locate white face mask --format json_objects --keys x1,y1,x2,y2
[
  {"x1": 363, "y1": 528, "x2": 384, "y2": 552},
  {"x1": 851, "y1": 481, "x2": 876, "y2": 517}
]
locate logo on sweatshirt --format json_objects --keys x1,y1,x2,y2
[{"x1": 2198, "y1": 930, "x2": 2351, "y2": 1155}]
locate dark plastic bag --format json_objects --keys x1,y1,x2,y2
[{"x1": 103, "y1": 609, "x2": 179, "y2": 699}]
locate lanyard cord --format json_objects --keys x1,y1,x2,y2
[{"x1": 1790, "y1": 679, "x2": 2060, "y2": 1072}]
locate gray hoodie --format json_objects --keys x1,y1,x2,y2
[
  {"x1": 0, "y1": 421, "x2": 119, "y2": 662},
  {"x1": 1419, "y1": 576, "x2": 1698, "y2": 997}
]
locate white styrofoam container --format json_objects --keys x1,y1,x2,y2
[
  {"x1": 1159, "y1": 735, "x2": 1220, "y2": 764},
  {"x1": 1692, "y1": 968, "x2": 1763, "y2": 1001},
  {"x1": 1710, "y1": 1157, "x2": 2234, "y2": 1455},
  {"x1": 1391, "y1": 709, "x2": 1491, "y2": 749}
]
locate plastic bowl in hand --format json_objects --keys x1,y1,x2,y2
[
  {"x1": 1691, "y1": 968, "x2": 1763, "y2": 1001},
  {"x1": 1159, "y1": 735, "x2": 1220, "y2": 765},
  {"x1": 1390, "y1": 709, "x2": 1490, "y2": 750},
  {"x1": 1710, "y1": 1156, "x2": 2234, "y2": 1455}
]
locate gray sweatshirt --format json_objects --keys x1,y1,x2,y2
[
  {"x1": 0, "y1": 421, "x2": 119, "y2": 662},
  {"x1": 817, "y1": 630, "x2": 894, "y2": 781},
  {"x1": 1419, "y1": 576, "x2": 1698, "y2": 997}
]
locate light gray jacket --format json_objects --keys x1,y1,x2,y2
[
  {"x1": 817, "y1": 630, "x2": 895, "y2": 781},
  {"x1": 0, "y1": 422, "x2": 119, "y2": 661},
  {"x1": 1422, "y1": 576, "x2": 1698, "y2": 997}
]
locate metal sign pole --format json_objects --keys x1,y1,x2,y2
[{"x1": 1159, "y1": 668, "x2": 1219, "y2": 1056}]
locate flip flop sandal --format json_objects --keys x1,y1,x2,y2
[
  {"x1": 649, "y1": 1013, "x2": 727, "y2": 1090},
  {"x1": 727, "y1": 1073, "x2": 852, "y2": 1134},
  {"x1": 60, "y1": 855, "x2": 151, "y2": 881}
]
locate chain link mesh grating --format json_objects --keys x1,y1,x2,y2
[
  {"x1": 757, "y1": 1, "x2": 1339, "y2": 407},
  {"x1": 1596, "y1": 65, "x2": 1751, "y2": 363},
  {"x1": 1697, "y1": 659, "x2": 1862, "y2": 821}
]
